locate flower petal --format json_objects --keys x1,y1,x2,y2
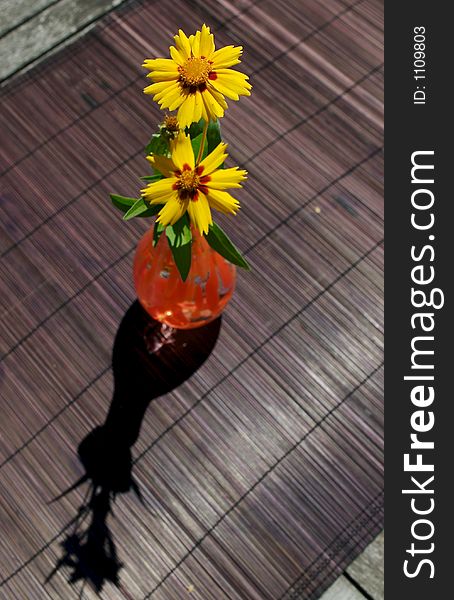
[
  {"x1": 143, "y1": 58, "x2": 179, "y2": 72},
  {"x1": 199, "y1": 24, "x2": 215, "y2": 58},
  {"x1": 216, "y1": 69, "x2": 252, "y2": 96},
  {"x1": 206, "y1": 188, "x2": 240, "y2": 215},
  {"x1": 157, "y1": 193, "x2": 187, "y2": 226},
  {"x1": 177, "y1": 93, "x2": 196, "y2": 129},
  {"x1": 143, "y1": 81, "x2": 175, "y2": 96},
  {"x1": 199, "y1": 92, "x2": 209, "y2": 122},
  {"x1": 169, "y1": 45, "x2": 185, "y2": 66},
  {"x1": 211, "y1": 46, "x2": 243, "y2": 69},
  {"x1": 198, "y1": 141, "x2": 228, "y2": 174},
  {"x1": 208, "y1": 78, "x2": 239, "y2": 100},
  {"x1": 170, "y1": 132, "x2": 195, "y2": 170},
  {"x1": 156, "y1": 83, "x2": 185, "y2": 110},
  {"x1": 207, "y1": 85, "x2": 228, "y2": 110},
  {"x1": 146, "y1": 155, "x2": 177, "y2": 178},
  {"x1": 145, "y1": 70, "x2": 179, "y2": 82},
  {"x1": 174, "y1": 29, "x2": 191, "y2": 60},
  {"x1": 193, "y1": 91, "x2": 203, "y2": 123},
  {"x1": 190, "y1": 30, "x2": 201, "y2": 57},
  {"x1": 205, "y1": 167, "x2": 247, "y2": 189},
  {"x1": 202, "y1": 88, "x2": 225, "y2": 120},
  {"x1": 141, "y1": 178, "x2": 178, "y2": 203},
  {"x1": 167, "y1": 87, "x2": 186, "y2": 111},
  {"x1": 187, "y1": 192, "x2": 212, "y2": 234}
]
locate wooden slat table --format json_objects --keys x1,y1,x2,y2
[{"x1": 0, "y1": 0, "x2": 383, "y2": 598}]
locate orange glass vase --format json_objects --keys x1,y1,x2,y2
[{"x1": 133, "y1": 226, "x2": 236, "y2": 329}]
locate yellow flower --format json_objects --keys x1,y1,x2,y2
[
  {"x1": 142, "y1": 132, "x2": 247, "y2": 235},
  {"x1": 143, "y1": 24, "x2": 252, "y2": 129}
]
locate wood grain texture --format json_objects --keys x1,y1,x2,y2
[{"x1": 0, "y1": 0, "x2": 383, "y2": 598}]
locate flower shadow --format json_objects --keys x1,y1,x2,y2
[{"x1": 46, "y1": 301, "x2": 221, "y2": 596}]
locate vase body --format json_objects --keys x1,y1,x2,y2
[{"x1": 133, "y1": 226, "x2": 236, "y2": 329}]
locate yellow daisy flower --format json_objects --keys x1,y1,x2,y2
[
  {"x1": 141, "y1": 132, "x2": 247, "y2": 235},
  {"x1": 143, "y1": 24, "x2": 252, "y2": 129}
]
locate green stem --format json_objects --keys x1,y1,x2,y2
[{"x1": 196, "y1": 120, "x2": 209, "y2": 165}]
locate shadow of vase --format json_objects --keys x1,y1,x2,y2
[{"x1": 46, "y1": 301, "x2": 221, "y2": 596}]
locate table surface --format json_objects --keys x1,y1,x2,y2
[{"x1": 0, "y1": 0, "x2": 384, "y2": 598}]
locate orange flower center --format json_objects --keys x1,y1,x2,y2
[
  {"x1": 178, "y1": 168, "x2": 200, "y2": 192},
  {"x1": 163, "y1": 115, "x2": 179, "y2": 132},
  {"x1": 173, "y1": 165, "x2": 211, "y2": 201},
  {"x1": 178, "y1": 56, "x2": 213, "y2": 87}
]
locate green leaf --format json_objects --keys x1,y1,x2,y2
[
  {"x1": 140, "y1": 173, "x2": 163, "y2": 182},
  {"x1": 110, "y1": 194, "x2": 137, "y2": 213},
  {"x1": 188, "y1": 119, "x2": 222, "y2": 157},
  {"x1": 187, "y1": 119, "x2": 205, "y2": 139},
  {"x1": 191, "y1": 132, "x2": 208, "y2": 163},
  {"x1": 145, "y1": 132, "x2": 169, "y2": 156},
  {"x1": 166, "y1": 213, "x2": 192, "y2": 247},
  {"x1": 166, "y1": 214, "x2": 192, "y2": 281},
  {"x1": 206, "y1": 120, "x2": 222, "y2": 154},
  {"x1": 153, "y1": 221, "x2": 165, "y2": 246},
  {"x1": 123, "y1": 198, "x2": 162, "y2": 220},
  {"x1": 169, "y1": 240, "x2": 191, "y2": 281},
  {"x1": 204, "y1": 222, "x2": 251, "y2": 270}
]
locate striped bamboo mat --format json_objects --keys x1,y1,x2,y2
[{"x1": 0, "y1": 0, "x2": 383, "y2": 598}]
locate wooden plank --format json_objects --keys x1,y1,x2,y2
[
  {"x1": 347, "y1": 531, "x2": 384, "y2": 599},
  {"x1": 320, "y1": 576, "x2": 367, "y2": 600},
  {"x1": 0, "y1": 0, "x2": 126, "y2": 81},
  {"x1": 0, "y1": 0, "x2": 57, "y2": 37}
]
